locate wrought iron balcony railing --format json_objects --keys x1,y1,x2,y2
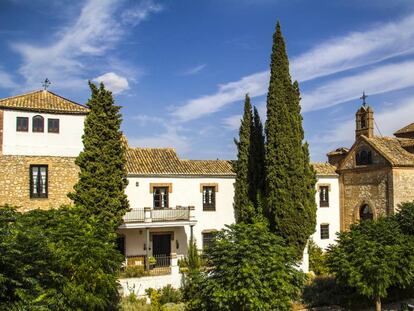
[{"x1": 123, "y1": 206, "x2": 195, "y2": 223}]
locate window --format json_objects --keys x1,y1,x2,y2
[
  {"x1": 30, "y1": 165, "x2": 48, "y2": 198},
  {"x1": 203, "y1": 186, "x2": 216, "y2": 211},
  {"x1": 356, "y1": 149, "x2": 372, "y2": 165},
  {"x1": 360, "y1": 204, "x2": 373, "y2": 221},
  {"x1": 32, "y1": 115, "x2": 44, "y2": 132},
  {"x1": 319, "y1": 186, "x2": 329, "y2": 207},
  {"x1": 16, "y1": 117, "x2": 29, "y2": 132},
  {"x1": 48, "y1": 118, "x2": 59, "y2": 133},
  {"x1": 320, "y1": 224, "x2": 329, "y2": 240},
  {"x1": 153, "y1": 187, "x2": 168, "y2": 208},
  {"x1": 202, "y1": 232, "x2": 215, "y2": 250},
  {"x1": 360, "y1": 115, "x2": 366, "y2": 129}
]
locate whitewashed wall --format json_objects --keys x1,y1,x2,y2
[
  {"x1": 3, "y1": 109, "x2": 85, "y2": 157},
  {"x1": 312, "y1": 175, "x2": 340, "y2": 250},
  {"x1": 125, "y1": 176, "x2": 235, "y2": 250}
]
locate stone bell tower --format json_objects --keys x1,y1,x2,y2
[{"x1": 355, "y1": 92, "x2": 374, "y2": 139}]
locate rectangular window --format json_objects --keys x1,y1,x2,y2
[
  {"x1": 48, "y1": 118, "x2": 60, "y2": 133},
  {"x1": 153, "y1": 187, "x2": 168, "y2": 209},
  {"x1": 203, "y1": 186, "x2": 216, "y2": 211},
  {"x1": 16, "y1": 117, "x2": 29, "y2": 132},
  {"x1": 319, "y1": 186, "x2": 329, "y2": 207},
  {"x1": 30, "y1": 165, "x2": 48, "y2": 198},
  {"x1": 202, "y1": 232, "x2": 215, "y2": 250},
  {"x1": 320, "y1": 224, "x2": 329, "y2": 240}
]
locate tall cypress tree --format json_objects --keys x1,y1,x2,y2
[
  {"x1": 249, "y1": 106, "x2": 265, "y2": 206},
  {"x1": 68, "y1": 82, "x2": 129, "y2": 226},
  {"x1": 234, "y1": 94, "x2": 255, "y2": 223},
  {"x1": 264, "y1": 22, "x2": 316, "y2": 258}
]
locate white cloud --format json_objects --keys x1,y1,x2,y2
[
  {"x1": 93, "y1": 72, "x2": 129, "y2": 94},
  {"x1": 172, "y1": 71, "x2": 268, "y2": 121},
  {"x1": 301, "y1": 60, "x2": 414, "y2": 112},
  {"x1": 173, "y1": 13, "x2": 414, "y2": 122},
  {"x1": 180, "y1": 64, "x2": 207, "y2": 76},
  {"x1": 11, "y1": 0, "x2": 160, "y2": 91},
  {"x1": 0, "y1": 69, "x2": 17, "y2": 89},
  {"x1": 121, "y1": 1, "x2": 163, "y2": 26}
]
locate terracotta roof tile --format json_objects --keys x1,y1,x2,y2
[
  {"x1": 311, "y1": 162, "x2": 338, "y2": 175},
  {"x1": 126, "y1": 147, "x2": 235, "y2": 176},
  {"x1": 0, "y1": 90, "x2": 89, "y2": 114},
  {"x1": 394, "y1": 122, "x2": 414, "y2": 135},
  {"x1": 364, "y1": 136, "x2": 414, "y2": 166}
]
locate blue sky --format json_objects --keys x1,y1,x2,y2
[{"x1": 1, "y1": 0, "x2": 414, "y2": 161}]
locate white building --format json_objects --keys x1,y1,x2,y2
[{"x1": 312, "y1": 163, "x2": 340, "y2": 250}]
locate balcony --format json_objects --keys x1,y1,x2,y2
[{"x1": 121, "y1": 206, "x2": 196, "y2": 228}]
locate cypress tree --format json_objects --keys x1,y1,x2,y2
[
  {"x1": 264, "y1": 22, "x2": 316, "y2": 257},
  {"x1": 234, "y1": 94, "x2": 255, "y2": 223},
  {"x1": 68, "y1": 82, "x2": 129, "y2": 226},
  {"x1": 249, "y1": 106, "x2": 265, "y2": 206}
]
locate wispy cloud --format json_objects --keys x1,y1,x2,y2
[
  {"x1": 93, "y1": 72, "x2": 129, "y2": 94},
  {"x1": 11, "y1": 0, "x2": 161, "y2": 91},
  {"x1": 172, "y1": 13, "x2": 414, "y2": 122},
  {"x1": 179, "y1": 64, "x2": 207, "y2": 76},
  {"x1": 0, "y1": 69, "x2": 18, "y2": 89},
  {"x1": 121, "y1": 1, "x2": 163, "y2": 26},
  {"x1": 301, "y1": 60, "x2": 414, "y2": 112}
]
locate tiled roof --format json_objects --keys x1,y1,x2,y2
[
  {"x1": 126, "y1": 147, "x2": 235, "y2": 176},
  {"x1": 0, "y1": 90, "x2": 89, "y2": 114},
  {"x1": 364, "y1": 136, "x2": 414, "y2": 167},
  {"x1": 394, "y1": 122, "x2": 414, "y2": 135},
  {"x1": 312, "y1": 162, "x2": 338, "y2": 175},
  {"x1": 398, "y1": 138, "x2": 414, "y2": 149},
  {"x1": 327, "y1": 147, "x2": 349, "y2": 156}
]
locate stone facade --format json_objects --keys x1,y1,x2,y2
[{"x1": 0, "y1": 155, "x2": 79, "y2": 212}]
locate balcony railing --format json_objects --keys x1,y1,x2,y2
[{"x1": 123, "y1": 206, "x2": 195, "y2": 223}]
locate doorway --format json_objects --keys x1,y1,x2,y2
[{"x1": 152, "y1": 233, "x2": 171, "y2": 266}]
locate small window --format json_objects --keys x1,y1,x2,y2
[
  {"x1": 202, "y1": 232, "x2": 215, "y2": 250},
  {"x1": 360, "y1": 115, "x2": 366, "y2": 129},
  {"x1": 30, "y1": 165, "x2": 48, "y2": 198},
  {"x1": 16, "y1": 117, "x2": 29, "y2": 132},
  {"x1": 203, "y1": 186, "x2": 216, "y2": 211},
  {"x1": 153, "y1": 187, "x2": 168, "y2": 209},
  {"x1": 32, "y1": 115, "x2": 44, "y2": 132},
  {"x1": 356, "y1": 149, "x2": 372, "y2": 165},
  {"x1": 360, "y1": 204, "x2": 373, "y2": 221},
  {"x1": 319, "y1": 186, "x2": 329, "y2": 207},
  {"x1": 320, "y1": 224, "x2": 329, "y2": 240},
  {"x1": 48, "y1": 118, "x2": 59, "y2": 133}
]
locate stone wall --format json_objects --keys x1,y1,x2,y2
[
  {"x1": 0, "y1": 155, "x2": 79, "y2": 212},
  {"x1": 392, "y1": 167, "x2": 414, "y2": 209},
  {"x1": 340, "y1": 167, "x2": 391, "y2": 230}
]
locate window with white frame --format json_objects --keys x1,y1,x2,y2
[{"x1": 30, "y1": 165, "x2": 48, "y2": 198}]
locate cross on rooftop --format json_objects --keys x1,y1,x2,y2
[
  {"x1": 42, "y1": 78, "x2": 51, "y2": 90},
  {"x1": 360, "y1": 91, "x2": 368, "y2": 106}
]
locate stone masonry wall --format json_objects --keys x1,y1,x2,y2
[
  {"x1": 340, "y1": 167, "x2": 391, "y2": 230},
  {"x1": 0, "y1": 155, "x2": 79, "y2": 212},
  {"x1": 392, "y1": 167, "x2": 414, "y2": 209}
]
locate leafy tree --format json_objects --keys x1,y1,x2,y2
[
  {"x1": 69, "y1": 82, "x2": 129, "y2": 226},
  {"x1": 234, "y1": 94, "x2": 255, "y2": 223},
  {"x1": 308, "y1": 239, "x2": 328, "y2": 276},
  {"x1": 395, "y1": 201, "x2": 414, "y2": 236},
  {"x1": 248, "y1": 106, "x2": 265, "y2": 208},
  {"x1": 264, "y1": 22, "x2": 316, "y2": 257},
  {"x1": 188, "y1": 222, "x2": 304, "y2": 310},
  {"x1": 326, "y1": 217, "x2": 414, "y2": 311}
]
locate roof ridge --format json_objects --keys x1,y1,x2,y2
[{"x1": 0, "y1": 89, "x2": 42, "y2": 102}]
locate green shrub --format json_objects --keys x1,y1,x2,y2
[
  {"x1": 308, "y1": 239, "x2": 329, "y2": 275},
  {"x1": 120, "y1": 293, "x2": 150, "y2": 311},
  {"x1": 119, "y1": 266, "x2": 148, "y2": 278},
  {"x1": 146, "y1": 285, "x2": 182, "y2": 307}
]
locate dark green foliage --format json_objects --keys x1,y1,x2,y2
[
  {"x1": 0, "y1": 206, "x2": 123, "y2": 310},
  {"x1": 248, "y1": 106, "x2": 265, "y2": 208},
  {"x1": 395, "y1": 201, "x2": 414, "y2": 235},
  {"x1": 326, "y1": 217, "x2": 414, "y2": 311},
  {"x1": 264, "y1": 22, "x2": 316, "y2": 257},
  {"x1": 308, "y1": 239, "x2": 328, "y2": 276},
  {"x1": 146, "y1": 285, "x2": 182, "y2": 305},
  {"x1": 187, "y1": 222, "x2": 304, "y2": 310},
  {"x1": 68, "y1": 82, "x2": 129, "y2": 226},
  {"x1": 234, "y1": 94, "x2": 255, "y2": 223}
]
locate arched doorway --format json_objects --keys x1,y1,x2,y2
[{"x1": 360, "y1": 204, "x2": 373, "y2": 221}]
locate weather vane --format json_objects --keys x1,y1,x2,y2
[
  {"x1": 42, "y1": 78, "x2": 51, "y2": 90},
  {"x1": 360, "y1": 91, "x2": 368, "y2": 106}
]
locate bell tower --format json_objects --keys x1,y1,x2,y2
[{"x1": 355, "y1": 92, "x2": 374, "y2": 139}]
